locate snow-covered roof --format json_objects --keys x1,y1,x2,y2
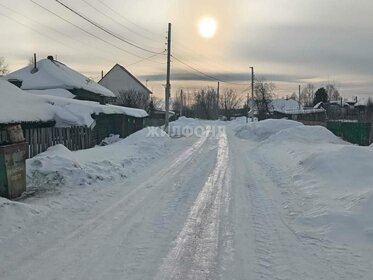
[
  {"x1": 26, "y1": 89, "x2": 148, "y2": 127},
  {"x1": 313, "y1": 101, "x2": 323, "y2": 109},
  {"x1": 99, "y1": 64, "x2": 151, "y2": 96},
  {"x1": 270, "y1": 99, "x2": 303, "y2": 113},
  {"x1": 355, "y1": 97, "x2": 373, "y2": 107},
  {"x1": 0, "y1": 81, "x2": 147, "y2": 126},
  {"x1": 28, "y1": 89, "x2": 75, "y2": 99},
  {"x1": 0, "y1": 80, "x2": 55, "y2": 124},
  {"x1": 249, "y1": 99, "x2": 303, "y2": 114},
  {"x1": 5, "y1": 58, "x2": 115, "y2": 98}
]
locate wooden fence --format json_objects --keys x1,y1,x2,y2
[{"x1": 0, "y1": 126, "x2": 92, "y2": 158}]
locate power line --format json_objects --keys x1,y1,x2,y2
[
  {"x1": 55, "y1": 0, "x2": 164, "y2": 55},
  {"x1": 29, "y1": 0, "x2": 162, "y2": 62},
  {"x1": 172, "y1": 55, "x2": 248, "y2": 86},
  {"x1": 126, "y1": 52, "x2": 166, "y2": 68},
  {"x1": 0, "y1": 2, "x2": 119, "y2": 63},
  {"x1": 0, "y1": 10, "x2": 67, "y2": 47},
  {"x1": 81, "y1": 0, "x2": 163, "y2": 46},
  {"x1": 95, "y1": 0, "x2": 163, "y2": 40}
]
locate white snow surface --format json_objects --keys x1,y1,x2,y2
[
  {"x1": 1, "y1": 117, "x2": 373, "y2": 280},
  {"x1": 27, "y1": 88, "x2": 75, "y2": 99},
  {"x1": 233, "y1": 118, "x2": 373, "y2": 248},
  {"x1": 35, "y1": 94, "x2": 148, "y2": 127},
  {"x1": 0, "y1": 80, "x2": 55, "y2": 124},
  {"x1": 0, "y1": 81, "x2": 147, "y2": 126},
  {"x1": 27, "y1": 127, "x2": 169, "y2": 189},
  {"x1": 270, "y1": 98, "x2": 303, "y2": 112},
  {"x1": 5, "y1": 58, "x2": 115, "y2": 97}
]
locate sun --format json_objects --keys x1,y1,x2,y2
[{"x1": 198, "y1": 16, "x2": 217, "y2": 39}]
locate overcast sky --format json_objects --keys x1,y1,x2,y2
[{"x1": 1, "y1": 0, "x2": 372, "y2": 98}]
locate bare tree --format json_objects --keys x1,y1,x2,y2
[
  {"x1": 0, "y1": 57, "x2": 9, "y2": 75},
  {"x1": 192, "y1": 88, "x2": 219, "y2": 120},
  {"x1": 219, "y1": 89, "x2": 242, "y2": 121},
  {"x1": 117, "y1": 89, "x2": 150, "y2": 110},
  {"x1": 300, "y1": 83, "x2": 314, "y2": 106},
  {"x1": 172, "y1": 91, "x2": 183, "y2": 115},
  {"x1": 325, "y1": 84, "x2": 340, "y2": 101},
  {"x1": 365, "y1": 97, "x2": 373, "y2": 122},
  {"x1": 150, "y1": 96, "x2": 164, "y2": 110},
  {"x1": 289, "y1": 92, "x2": 297, "y2": 100},
  {"x1": 254, "y1": 80, "x2": 275, "y2": 120}
]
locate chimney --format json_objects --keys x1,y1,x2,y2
[
  {"x1": 31, "y1": 53, "x2": 38, "y2": 74},
  {"x1": 47, "y1": 55, "x2": 54, "y2": 61}
]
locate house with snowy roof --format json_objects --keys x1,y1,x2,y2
[
  {"x1": 98, "y1": 64, "x2": 151, "y2": 107},
  {"x1": 0, "y1": 79, "x2": 148, "y2": 157},
  {"x1": 4, "y1": 56, "x2": 116, "y2": 104}
]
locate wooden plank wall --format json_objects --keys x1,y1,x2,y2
[{"x1": 0, "y1": 126, "x2": 91, "y2": 158}]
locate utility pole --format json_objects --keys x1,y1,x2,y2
[
  {"x1": 180, "y1": 89, "x2": 183, "y2": 117},
  {"x1": 217, "y1": 81, "x2": 220, "y2": 119},
  {"x1": 101, "y1": 70, "x2": 104, "y2": 79},
  {"x1": 298, "y1": 85, "x2": 301, "y2": 110},
  {"x1": 165, "y1": 23, "x2": 172, "y2": 131},
  {"x1": 250, "y1": 66, "x2": 254, "y2": 122}
]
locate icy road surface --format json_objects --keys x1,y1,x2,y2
[{"x1": 0, "y1": 120, "x2": 372, "y2": 280}]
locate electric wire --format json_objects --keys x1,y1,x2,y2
[
  {"x1": 29, "y1": 0, "x2": 163, "y2": 63},
  {"x1": 55, "y1": 0, "x2": 164, "y2": 55}
]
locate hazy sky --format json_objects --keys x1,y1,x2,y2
[{"x1": 1, "y1": 0, "x2": 373, "y2": 99}]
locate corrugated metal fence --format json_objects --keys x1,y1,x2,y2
[
  {"x1": 327, "y1": 121, "x2": 371, "y2": 146},
  {"x1": 0, "y1": 126, "x2": 91, "y2": 158}
]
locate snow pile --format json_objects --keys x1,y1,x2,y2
[
  {"x1": 249, "y1": 120, "x2": 373, "y2": 247},
  {"x1": 0, "y1": 197, "x2": 45, "y2": 238},
  {"x1": 0, "y1": 80, "x2": 55, "y2": 124},
  {"x1": 99, "y1": 134, "x2": 122, "y2": 146},
  {"x1": 262, "y1": 124, "x2": 344, "y2": 145},
  {"x1": 233, "y1": 119, "x2": 303, "y2": 141},
  {"x1": 5, "y1": 58, "x2": 115, "y2": 97},
  {"x1": 27, "y1": 127, "x2": 170, "y2": 189}
]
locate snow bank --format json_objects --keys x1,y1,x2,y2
[
  {"x1": 233, "y1": 119, "x2": 303, "y2": 141},
  {"x1": 249, "y1": 120, "x2": 373, "y2": 247},
  {"x1": 27, "y1": 127, "x2": 170, "y2": 189},
  {"x1": 263, "y1": 125, "x2": 344, "y2": 145},
  {"x1": 0, "y1": 197, "x2": 45, "y2": 238},
  {"x1": 5, "y1": 58, "x2": 115, "y2": 97},
  {"x1": 99, "y1": 134, "x2": 122, "y2": 146}
]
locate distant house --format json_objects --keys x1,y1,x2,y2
[
  {"x1": 249, "y1": 98, "x2": 303, "y2": 116},
  {"x1": 4, "y1": 56, "x2": 116, "y2": 104},
  {"x1": 99, "y1": 64, "x2": 151, "y2": 106}
]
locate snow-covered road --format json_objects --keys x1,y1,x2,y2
[{"x1": 1, "y1": 119, "x2": 372, "y2": 279}]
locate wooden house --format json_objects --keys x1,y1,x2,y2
[
  {"x1": 5, "y1": 56, "x2": 116, "y2": 104},
  {"x1": 0, "y1": 80, "x2": 148, "y2": 157},
  {"x1": 99, "y1": 64, "x2": 151, "y2": 105}
]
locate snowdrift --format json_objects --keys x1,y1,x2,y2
[
  {"x1": 243, "y1": 119, "x2": 373, "y2": 248},
  {"x1": 27, "y1": 127, "x2": 171, "y2": 189},
  {"x1": 233, "y1": 119, "x2": 303, "y2": 141}
]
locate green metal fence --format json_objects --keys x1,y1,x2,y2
[{"x1": 327, "y1": 121, "x2": 371, "y2": 146}]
